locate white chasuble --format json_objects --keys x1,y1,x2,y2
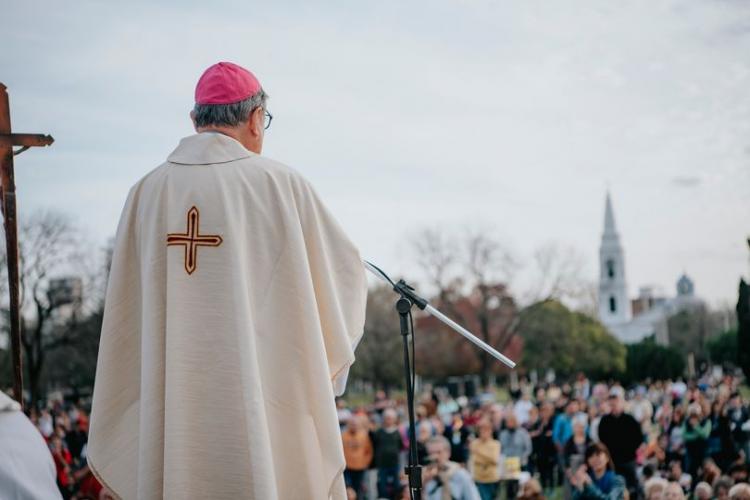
[{"x1": 89, "y1": 132, "x2": 368, "y2": 500}]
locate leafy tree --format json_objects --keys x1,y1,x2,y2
[
  {"x1": 518, "y1": 300, "x2": 625, "y2": 379},
  {"x1": 705, "y1": 329, "x2": 738, "y2": 367},
  {"x1": 349, "y1": 284, "x2": 405, "y2": 391},
  {"x1": 667, "y1": 305, "x2": 712, "y2": 362},
  {"x1": 738, "y1": 277, "x2": 750, "y2": 380},
  {"x1": 624, "y1": 336, "x2": 685, "y2": 384}
]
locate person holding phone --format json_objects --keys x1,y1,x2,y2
[{"x1": 570, "y1": 443, "x2": 626, "y2": 500}]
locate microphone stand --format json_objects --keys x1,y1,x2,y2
[{"x1": 363, "y1": 260, "x2": 516, "y2": 500}]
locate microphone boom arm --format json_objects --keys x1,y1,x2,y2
[{"x1": 363, "y1": 260, "x2": 516, "y2": 369}]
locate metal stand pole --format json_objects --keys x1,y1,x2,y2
[{"x1": 397, "y1": 296, "x2": 422, "y2": 498}]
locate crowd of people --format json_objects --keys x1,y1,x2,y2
[
  {"x1": 338, "y1": 373, "x2": 750, "y2": 500},
  {"x1": 26, "y1": 401, "x2": 108, "y2": 499},
  {"x1": 17, "y1": 371, "x2": 750, "y2": 500}
]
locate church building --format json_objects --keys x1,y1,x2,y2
[{"x1": 597, "y1": 193, "x2": 703, "y2": 344}]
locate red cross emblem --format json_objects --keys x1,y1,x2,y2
[{"x1": 166, "y1": 206, "x2": 223, "y2": 275}]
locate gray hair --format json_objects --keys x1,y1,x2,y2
[
  {"x1": 426, "y1": 435, "x2": 451, "y2": 452},
  {"x1": 192, "y1": 89, "x2": 268, "y2": 128},
  {"x1": 729, "y1": 483, "x2": 750, "y2": 500}
]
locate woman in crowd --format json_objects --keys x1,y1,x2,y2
[
  {"x1": 469, "y1": 417, "x2": 500, "y2": 500},
  {"x1": 570, "y1": 442, "x2": 627, "y2": 500},
  {"x1": 683, "y1": 404, "x2": 712, "y2": 478}
]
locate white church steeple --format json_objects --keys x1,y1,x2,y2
[{"x1": 598, "y1": 192, "x2": 632, "y2": 326}]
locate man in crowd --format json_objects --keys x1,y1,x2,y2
[
  {"x1": 598, "y1": 387, "x2": 644, "y2": 497},
  {"x1": 423, "y1": 436, "x2": 481, "y2": 500},
  {"x1": 373, "y1": 408, "x2": 403, "y2": 498},
  {"x1": 553, "y1": 400, "x2": 580, "y2": 484}
]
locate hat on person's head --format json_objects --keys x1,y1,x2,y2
[{"x1": 195, "y1": 62, "x2": 261, "y2": 105}]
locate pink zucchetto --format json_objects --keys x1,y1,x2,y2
[{"x1": 194, "y1": 62, "x2": 261, "y2": 105}]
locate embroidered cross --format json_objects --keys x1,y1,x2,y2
[{"x1": 167, "y1": 206, "x2": 223, "y2": 275}]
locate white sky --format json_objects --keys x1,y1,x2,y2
[{"x1": 3, "y1": 0, "x2": 749, "y2": 307}]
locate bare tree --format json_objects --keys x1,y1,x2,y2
[
  {"x1": 411, "y1": 227, "x2": 459, "y2": 301},
  {"x1": 350, "y1": 284, "x2": 406, "y2": 391},
  {"x1": 411, "y1": 227, "x2": 519, "y2": 385},
  {"x1": 1, "y1": 210, "x2": 98, "y2": 407},
  {"x1": 410, "y1": 227, "x2": 593, "y2": 384},
  {"x1": 523, "y1": 241, "x2": 587, "y2": 305}
]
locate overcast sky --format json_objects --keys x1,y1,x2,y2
[{"x1": 3, "y1": 0, "x2": 749, "y2": 307}]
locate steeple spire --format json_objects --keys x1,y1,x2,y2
[
  {"x1": 598, "y1": 190, "x2": 632, "y2": 330},
  {"x1": 603, "y1": 191, "x2": 618, "y2": 236}
]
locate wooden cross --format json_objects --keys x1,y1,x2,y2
[
  {"x1": 167, "y1": 206, "x2": 223, "y2": 275},
  {"x1": 0, "y1": 83, "x2": 54, "y2": 408}
]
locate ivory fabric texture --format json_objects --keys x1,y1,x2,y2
[
  {"x1": 89, "y1": 132, "x2": 368, "y2": 499},
  {"x1": 0, "y1": 391, "x2": 62, "y2": 500}
]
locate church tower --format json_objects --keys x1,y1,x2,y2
[{"x1": 598, "y1": 192, "x2": 632, "y2": 327}]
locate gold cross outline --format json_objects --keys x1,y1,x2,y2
[{"x1": 166, "y1": 206, "x2": 223, "y2": 275}]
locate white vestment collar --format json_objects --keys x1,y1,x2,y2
[{"x1": 167, "y1": 132, "x2": 255, "y2": 165}]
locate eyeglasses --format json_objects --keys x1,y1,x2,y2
[{"x1": 263, "y1": 109, "x2": 273, "y2": 130}]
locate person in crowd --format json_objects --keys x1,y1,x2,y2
[
  {"x1": 729, "y1": 483, "x2": 750, "y2": 500},
  {"x1": 501, "y1": 413, "x2": 533, "y2": 469},
  {"x1": 530, "y1": 401, "x2": 557, "y2": 493},
  {"x1": 38, "y1": 408, "x2": 55, "y2": 439},
  {"x1": 489, "y1": 404, "x2": 504, "y2": 438},
  {"x1": 501, "y1": 412, "x2": 533, "y2": 499},
  {"x1": 663, "y1": 481, "x2": 687, "y2": 500},
  {"x1": 554, "y1": 400, "x2": 581, "y2": 487},
  {"x1": 515, "y1": 391, "x2": 535, "y2": 426},
  {"x1": 445, "y1": 411, "x2": 471, "y2": 465},
  {"x1": 598, "y1": 388, "x2": 644, "y2": 498},
  {"x1": 423, "y1": 436, "x2": 481, "y2": 500},
  {"x1": 469, "y1": 417, "x2": 500, "y2": 500},
  {"x1": 524, "y1": 404, "x2": 541, "y2": 476},
  {"x1": 630, "y1": 386, "x2": 654, "y2": 434},
  {"x1": 564, "y1": 417, "x2": 591, "y2": 471},
  {"x1": 417, "y1": 420, "x2": 435, "y2": 465},
  {"x1": 65, "y1": 414, "x2": 88, "y2": 464},
  {"x1": 693, "y1": 481, "x2": 713, "y2": 500},
  {"x1": 719, "y1": 400, "x2": 743, "y2": 471},
  {"x1": 728, "y1": 392, "x2": 750, "y2": 460},
  {"x1": 50, "y1": 434, "x2": 74, "y2": 499},
  {"x1": 374, "y1": 408, "x2": 403, "y2": 499},
  {"x1": 643, "y1": 476, "x2": 668, "y2": 500},
  {"x1": 564, "y1": 416, "x2": 592, "y2": 499},
  {"x1": 713, "y1": 476, "x2": 734, "y2": 500},
  {"x1": 342, "y1": 415, "x2": 373, "y2": 500},
  {"x1": 437, "y1": 391, "x2": 460, "y2": 425},
  {"x1": 666, "y1": 459, "x2": 692, "y2": 493},
  {"x1": 667, "y1": 404, "x2": 686, "y2": 464},
  {"x1": 590, "y1": 399, "x2": 610, "y2": 444},
  {"x1": 570, "y1": 442, "x2": 627, "y2": 500},
  {"x1": 575, "y1": 373, "x2": 591, "y2": 401},
  {"x1": 683, "y1": 404, "x2": 712, "y2": 478},
  {"x1": 518, "y1": 478, "x2": 546, "y2": 500},
  {"x1": 700, "y1": 458, "x2": 722, "y2": 488},
  {"x1": 728, "y1": 463, "x2": 749, "y2": 484}
]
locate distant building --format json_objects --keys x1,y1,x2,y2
[{"x1": 597, "y1": 193, "x2": 703, "y2": 344}]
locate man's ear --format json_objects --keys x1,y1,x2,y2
[
  {"x1": 190, "y1": 110, "x2": 197, "y2": 130},
  {"x1": 249, "y1": 107, "x2": 263, "y2": 137}
]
